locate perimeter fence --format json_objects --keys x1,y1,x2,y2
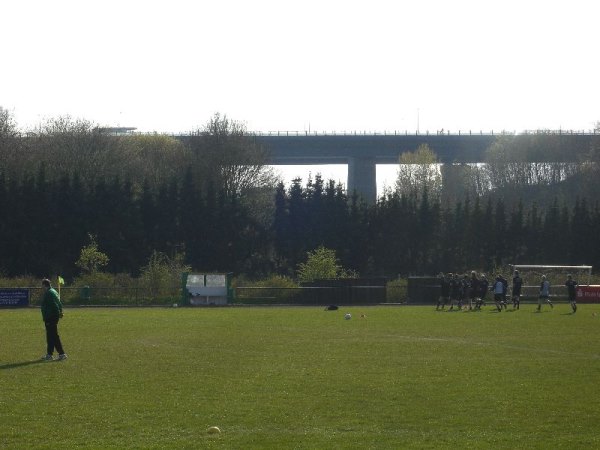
[
  {"x1": 10, "y1": 282, "x2": 599, "y2": 307},
  {"x1": 234, "y1": 284, "x2": 408, "y2": 305},
  {"x1": 15, "y1": 283, "x2": 409, "y2": 306},
  {"x1": 26, "y1": 286, "x2": 181, "y2": 306}
]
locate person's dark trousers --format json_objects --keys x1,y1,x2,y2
[{"x1": 45, "y1": 320, "x2": 65, "y2": 355}]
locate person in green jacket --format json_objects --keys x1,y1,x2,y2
[{"x1": 41, "y1": 278, "x2": 67, "y2": 361}]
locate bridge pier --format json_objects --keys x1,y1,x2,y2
[{"x1": 347, "y1": 157, "x2": 377, "y2": 204}]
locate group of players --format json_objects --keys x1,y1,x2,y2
[{"x1": 436, "y1": 270, "x2": 579, "y2": 313}]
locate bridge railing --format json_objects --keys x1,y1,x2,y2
[
  {"x1": 249, "y1": 130, "x2": 513, "y2": 137},
  {"x1": 167, "y1": 129, "x2": 598, "y2": 137},
  {"x1": 248, "y1": 129, "x2": 598, "y2": 137},
  {"x1": 73, "y1": 128, "x2": 598, "y2": 138}
]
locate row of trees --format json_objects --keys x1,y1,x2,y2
[
  {"x1": 0, "y1": 109, "x2": 277, "y2": 201},
  {"x1": 0, "y1": 166, "x2": 268, "y2": 278},
  {"x1": 2, "y1": 107, "x2": 600, "y2": 280},
  {"x1": 395, "y1": 133, "x2": 600, "y2": 208},
  {"x1": 2, "y1": 165, "x2": 600, "y2": 279},
  {"x1": 275, "y1": 178, "x2": 600, "y2": 276}
]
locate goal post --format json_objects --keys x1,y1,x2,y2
[{"x1": 509, "y1": 264, "x2": 592, "y2": 301}]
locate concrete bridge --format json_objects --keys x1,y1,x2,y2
[{"x1": 253, "y1": 131, "x2": 596, "y2": 203}]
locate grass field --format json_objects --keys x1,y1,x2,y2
[{"x1": 2, "y1": 305, "x2": 600, "y2": 449}]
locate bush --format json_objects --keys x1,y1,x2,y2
[
  {"x1": 251, "y1": 275, "x2": 298, "y2": 289},
  {"x1": 233, "y1": 274, "x2": 299, "y2": 304},
  {"x1": 386, "y1": 278, "x2": 408, "y2": 303},
  {"x1": 140, "y1": 251, "x2": 190, "y2": 301},
  {"x1": 0, "y1": 276, "x2": 40, "y2": 288},
  {"x1": 68, "y1": 272, "x2": 137, "y2": 305},
  {"x1": 297, "y1": 247, "x2": 356, "y2": 283}
]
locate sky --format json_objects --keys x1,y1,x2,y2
[
  {"x1": 1, "y1": 1, "x2": 598, "y2": 192},
  {"x1": 272, "y1": 164, "x2": 398, "y2": 197}
]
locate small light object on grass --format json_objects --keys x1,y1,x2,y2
[
  {"x1": 207, "y1": 426, "x2": 221, "y2": 434},
  {"x1": 344, "y1": 313, "x2": 352, "y2": 320},
  {"x1": 173, "y1": 303, "x2": 178, "y2": 308}
]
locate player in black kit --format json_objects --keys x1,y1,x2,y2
[
  {"x1": 512, "y1": 270, "x2": 523, "y2": 309},
  {"x1": 458, "y1": 274, "x2": 469, "y2": 310},
  {"x1": 565, "y1": 274, "x2": 578, "y2": 313},
  {"x1": 475, "y1": 274, "x2": 489, "y2": 309},
  {"x1": 468, "y1": 271, "x2": 479, "y2": 310},
  {"x1": 437, "y1": 273, "x2": 451, "y2": 310},
  {"x1": 449, "y1": 274, "x2": 461, "y2": 310}
]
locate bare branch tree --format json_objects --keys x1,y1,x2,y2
[
  {"x1": 0, "y1": 107, "x2": 23, "y2": 178},
  {"x1": 189, "y1": 113, "x2": 278, "y2": 198},
  {"x1": 395, "y1": 144, "x2": 442, "y2": 200}
]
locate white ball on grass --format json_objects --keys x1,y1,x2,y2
[{"x1": 344, "y1": 313, "x2": 352, "y2": 320}]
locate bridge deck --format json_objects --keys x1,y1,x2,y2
[{"x1": 254, "y1": 133, "x2": 596, "y2": 165}]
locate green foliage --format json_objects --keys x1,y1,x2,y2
[
  {"x1": 396, "y1": 143, "x2": 442, "y2": 200},
  {"x1": 232, "y1": 274, "x2": 299, "y2": 304},
  {"x1": 386, "y1": 278, "x2": 408, "y2": 303},
  {"x1": 248, "y1": 274, "x2": 298, "y2": 289},
  {"x1": 72, "y1": 271, "x2": 117, "y2": 288},
  {"x1": 0, "y1": 275, "x2": 39, "y2": 288},
  {"x1": 296, "y1": 246, "x2": 356, "y2": 283},
  {"x1": 65, "y1": 272, "x2": 140, "y2": 305},
  {"x1": 140, "y1": 250, "x2": 191, "y2": 299},
  {"x1": 4, "y1": 130, "x2": 600, "y2": 280},
  {"x1": 75, "y1": 234, "x2": 109, "y2": 274},
  {"x1": 481, "y1": 134, "x2": 595, "y2": 206}
]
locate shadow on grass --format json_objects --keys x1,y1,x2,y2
[{"x1": 0, "y1": 360, "x2": 46, "y2": 370}]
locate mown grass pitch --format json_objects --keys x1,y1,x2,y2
[{"x1": 2, "y1": 305, "x2": 600, "y2": 449}]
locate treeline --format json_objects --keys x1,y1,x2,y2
[
  {"x1": 2, "y1": 109, "x2": 600, "y2": 279},
  {"x1": 2, "y1": 167, "x2": 600, "y2": 279},
  {"x1": 0, "y1": 111, "x2": 276, "y2": 196},
  {"x1": 274, "y1": 177, "x2": 600, "y2": 276},
  {"x1": 0, "y1": 166, "x2": 268, "y2": 278}
]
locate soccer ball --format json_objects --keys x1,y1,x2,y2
[{"x1": 344, "y1": 313, "x2": 352, "y2": 320}]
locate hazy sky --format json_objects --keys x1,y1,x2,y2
[{"x1": 1, "y1": 0, "x2": 598, "y2": 134}]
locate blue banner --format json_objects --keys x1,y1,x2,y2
[{"x1": 0, "y1": 289, "x2": 30, "y2": 307}]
